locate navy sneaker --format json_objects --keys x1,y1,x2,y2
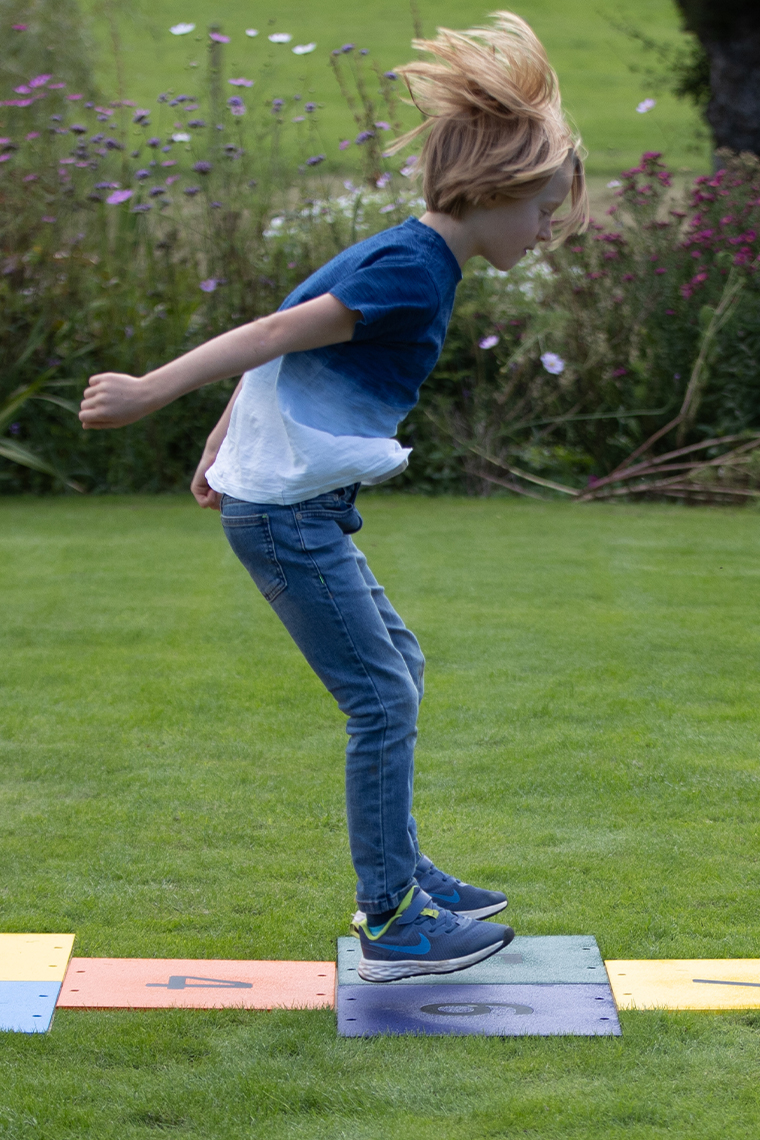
[
  {"x1": 357, "y1": 886, "x2": 514, "y2": 982},
  {"x1": 414, "y1": 854, "x2": 508, "y2": 919},
  {"x1": 351, "y1": 855, "x2": 508, "y2": 933}
]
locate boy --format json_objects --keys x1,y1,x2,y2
[{"x1": 80, "y1": 12, "x2": 588, "y2": 981}]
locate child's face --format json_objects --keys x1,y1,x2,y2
[{"x1": 474, "y1": 159, "x2": 574, "y2": 271}]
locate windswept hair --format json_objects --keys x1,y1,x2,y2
[{"x1": 387, "y1": 11, "x2": 588, "y2": 242}]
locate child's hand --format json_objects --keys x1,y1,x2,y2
[
  {"x1": 190, "y1": 448, "x2": 222, "y2": 510},
  {"x1": 79, "y1": 372, "x2": 155, "y2": 430}
]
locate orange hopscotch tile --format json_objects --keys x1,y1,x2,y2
[{"x1": 58, "y1": 958, "x2": 335, "y2": 1010}]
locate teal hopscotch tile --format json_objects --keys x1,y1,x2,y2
[
  {"x1": 0, "y1": 980, "x2": 62, "y2": 1033},
  {"x1": 337, "y1": 935, "x2": 606, "y2": 987}
]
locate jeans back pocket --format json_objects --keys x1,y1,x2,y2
[{"x1": 221, "y1": 505, "x2": 287, "y2": 603}]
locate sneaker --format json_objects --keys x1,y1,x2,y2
[
  {"x1": 414, "y1": 854, "x2": 508, "y2": 918},
  {"x1": 357, "y1": 885, "x2": 514, "y2": 982},
  {"x1": 351, "y1": 854, "x2": 508, "y2": 933}
]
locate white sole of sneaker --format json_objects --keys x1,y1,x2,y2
[{"x1": 357, "y1": 934, "x2": 511, "y2": 982}]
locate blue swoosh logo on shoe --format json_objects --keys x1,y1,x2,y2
[
  {"x1": 376, "y1": 934, "x2": 431, "y2": 955},
  {"x1": 431, "y1": 890, "x2": 460, "y2": 905}
]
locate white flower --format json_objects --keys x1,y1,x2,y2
[
  {"x1": 479, "y1": 335, "x2": 499, "y2": 350},
  {"x1": 541, "y1": 351, "x2": 565, "y2": 375},
  {"x1": 607, "y1": 179, "x2": 621, "y2": 188},
  {"x1": 636, "y1": 98, "x2": 656, "y2": 114},
  {"x1": 268, "y1": 33, "x2": 292, "y2": 43},
  {"x1": 170, "y1": 23, "x2": 195, "y2": 35},
  {"x1": 245, "y1": 29, "x2": 258, "y2": 37},
  {"x1": 292, "y1": 43, "x2": 317, "y2": 55},
  {"x1": 171, "y1": 131, "x2": 190, "y2": 142}
]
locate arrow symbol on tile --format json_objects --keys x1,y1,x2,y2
[{"x1": 145, "y1": 976, "x2": 253, "y2": 990}]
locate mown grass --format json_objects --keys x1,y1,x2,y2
[
  {"x1": 79, "y1": 0, "x2": 710, "y2": 176},
  {"x1": 1, "y1": 494, "x2": 759, "y2": 1139}
]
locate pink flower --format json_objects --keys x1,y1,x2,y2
[
  {"x1": 479, "y1": 335, "x2": 499, "y2": 350},
  {"x1": 540, "y1": 351, "x2": 565, "y2": 374},
  {"x1": 209, "y1": 32, "x2": 230, "y2": 43},
  {"x1": 165, "y1": 175, "x2": 179, "y2": 185},
  {"x1": 654, "y1": 267, "x2": 667, "y2": 274},
  {"x1": 67, "y1": 94, "x2": 83, "y2": 101},
  {"x1": 0, "y1": 154, "x2": 11, "y2": 163},
  {"x1": 12, "y1": 24, "x2": 28, "y2": 30},
  {"x1": 26, "y1": 131, "x2": 40, "y2": 139},
  {"x1": 200, "y1": 278, "x2": 218, "y2": 292},
  {"x1": 228, "y1": 78, "x2": 253, "y2": 87},
  {"x1": 612, "y1": 367, "x2": 627, "y2": 377},
  {"x1": 374, "y1": 120, "x2": 390, "y2": 130},
  {"x1": 14, "y1": 86, "x2": 31, "y2": 94},
  {"x1": 23, "y1": 173, "x2": 39, "y2": 181},
  {"x1": 48, "y1": 83, "x2": 66, "y2": 89},
  {"x1": 29, "y1": 74, "x2": 52, "y2": 88},
  {"x1": 339, "y1": 140, "x2": 351, "y2": 150},
  {"x1": 106, "y1": 188, "x2": 133, "y2": 204},
  {"x1": 41, "y1": 215, "x2": 56, "y2": 223}
]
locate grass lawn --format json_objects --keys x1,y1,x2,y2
[
  {"x1": 1, "y1": 493, "x2": 759, "y2": 1138},
  {"x1": 78, "y1": 0, "x2": 710, "y2": 177}
]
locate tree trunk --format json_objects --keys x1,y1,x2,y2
[
  {"x1": 674, "y1": 3, "x2": 760, "y2": 156},
  {"x1": 703, "y1": 21, "x2": 760, "y2": 154}
]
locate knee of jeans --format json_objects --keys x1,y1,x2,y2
[{"x1": 346, "y1": 674, "x2": 419, "y2": 732}]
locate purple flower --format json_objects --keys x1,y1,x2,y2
[
  {"x1": 355, "y1": 130, "x2": 375, "y2": 144},
  {"x1": 340, "y1": 43, "x2": 355, "y2": 52},
  {"x1": 131, "y1": 203, "x2": 152, "y2": 212},
  {"x1": 384, "y1": 71, "x2": 398, "y2": 80},
  {"x1": 184, "y1": 186, "x2": 201, "y2": 196},
  {"x1": 23, "y1": 173, "x2": 39, "y2": 182},
  {"x1": 133, "y1": 109, "x2": 150, "y2": 123},
  {"x1": 26, "y1": 132, "x2": 40, "y2": 140},
  {"x1": 305, "y1": 153, "x2": 326, "y2": 166},
  {"x1": 227, "y1": 97, "x2": 245, "y2": 116},
  {"x1": 169, "y1": 95, "x2": 194, "y2": 106},
  {"x1": 29, "y1": 74, "x2": 52, "y2": 88},
  {"x1": 612, "y1": 367, "x2": 628, "y2": 378},
  {"x1": 228, "y1": 77, "x2": 253, "y2": 87},
  {"x1": 160, "y1": 159, "x2": 176, "y2": 167},
  {"x1": 9, "y1": 422, "x2": 21, "y2": 435},
  {"x1": 187, "y1": 118, "x2": 206, "y2": 127},
  {"x1": 14, "y1": 85, "x2": 32, "y2": 94},
  {"x1": 104, "y1": 137, "x2": 123, "y2": 150},
  {"x1": 67, "y1": 93, "x2": 83, "y2": 101},
  {"x1": 200, "y1": 278, "x2": 218, "y2": 292},
  {"x1": 540, "y1": 351, "x2": 565, "y2": 375},
  {"x1": 149, "y1": 186, "x2": 166, "y2": 196},
  {"x1": 135, "y1": 168, "x2": 150, "y2": 180},
  {"x1": 305, "y1": 102, "x2": 317, "y2": 113},
  {"x1": 339, "y1": 139, "x2": 351, "y2": 150},
  {"x1": 209, "y1": 32, "x2": 230, "y2": 43},
  {"x1": 479, "y1": 335, "x2": 499, "y2": 350},
  {"x1": 106, "y1": 188, "x2": 133, "y2": 204},
  {"x1": 95, "y1": 180, "x2": 119, "y2": 189},
  {"x1": 41, "y1": 215, "x2": 56, "y2": 222},
  {"x1": 147, "y1": 137, "x2": 161, "y2": 148},
  {"x1": 636, "y1": 98, "x2": 656, "y2": 114},
  {"x1": 271, "y1": 98, "x2": 285, "y2": 111},
  {"x1": 210, "y1": 201, "x2": 222, "y2": 208},
  {"x1": 12, "y1": 23, "x2": 28, "y2": 30},
  {"x1": 376, "y1": 172, "x2": 391, "y2": 188},
  {"x1": 193, "y1": 161, "x2": 212, "y2": 174},
  {"x1": 165, "y1": 175, "x2": 179, "y2": 185},
  {"x1": 374, "y1": 121, "x2": 390, "y2": 130}
]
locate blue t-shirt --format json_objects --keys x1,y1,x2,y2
[{"x1": 206, "y1": 216, "x2": 463, "y2": 505}]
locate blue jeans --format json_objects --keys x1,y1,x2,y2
[{"x1": 220, "y1": 485, "x2": 423, "y2": 912}]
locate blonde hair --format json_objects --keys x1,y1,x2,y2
[{"x1": 388, "y1": 11, "x2": 589, "y2": 242}]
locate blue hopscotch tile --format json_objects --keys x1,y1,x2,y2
[
  {"x1": 337, "y1": 935, "x2": 606, "y2": 987},
  {"x1": 0, "y1": 981, "x2": 62, "y2": 1033},
  {"x1": 337, "y1": 982, "x2": 621, "y2": 1037}
]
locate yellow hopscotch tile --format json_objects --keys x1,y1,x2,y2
[
  {"x1": 0, "y1": 934, "x2": 76, "y2": 982},
  {"x1": 606, "y1": 960, "x2": 760, "y2": 1011}
]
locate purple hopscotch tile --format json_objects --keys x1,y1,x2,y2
[{"x1": 337, "y1": 983, "x2": 621, "y2": 1037}]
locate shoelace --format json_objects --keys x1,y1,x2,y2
[
  {"x1": 408, "y1": 905, "x2": 460, "y2": 936},
  {"x1": 423, "y1": 864, "x2": 464, "y2": 892}
]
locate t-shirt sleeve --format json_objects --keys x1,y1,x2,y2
[{"x1": 329, "y1": 260, "x2": 440, "y2": 341}]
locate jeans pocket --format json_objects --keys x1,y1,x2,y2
[{"x1": 221, "y1": 508, "x2": 287, "y2": 603}]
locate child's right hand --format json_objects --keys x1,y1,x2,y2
[{"x1": 79, "y1": 372, "x2": 155, "y2": 430}]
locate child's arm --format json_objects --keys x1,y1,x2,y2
[
  {"x1": 78, "y1": 293, "x2": 358, "y2": 431},
  {"x1": 189, "y1": 378, "x2": 243, "y2": 509}
]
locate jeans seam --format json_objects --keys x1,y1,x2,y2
[{"x1": 290, "y1": 507, "x2": 392, "y2": 903}]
